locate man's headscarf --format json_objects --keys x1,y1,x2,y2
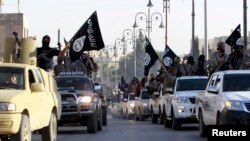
[{"x1": 42, "y1": 35, "x2": 51, "y2": 50}]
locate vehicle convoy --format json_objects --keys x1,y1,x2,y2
[
  {"x1": 0, "y1": 63, "x2": 61, "y2": 141},
  {"x1": 196, "y1": 70, "x2": 250, "y2": 137},
  {"x1": 162, "y1": 76, "x2": 208, "y2": 130},
  {"x1": 55, "y1": 72, "x2": 103, "y2": 133},
  {"x1": 134, "y1": 89, "x2": 151, "y2": 121}
]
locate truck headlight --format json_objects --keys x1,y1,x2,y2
[
  {"x1": 175, "y1": 97, "x2": 189, "y2": 103},
  {"x1": 225, "y1": 101, "x2": 243, "y2": 111},
  {"x1": 0, "y1": 103, "x2": 16, "y2": 111},
  {"x1": 130, "y1": 103, "x2": 135, "y2": 107},
  {"x1": 78, "y1": 96, "x2": 92, "y2": 103}
]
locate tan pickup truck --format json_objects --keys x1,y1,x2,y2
[{"x1": 0, "y1": 63, "x2": 61, "y2": 141}]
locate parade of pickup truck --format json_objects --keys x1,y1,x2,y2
[{"x1": 0, "y1": 0, "x2": 249, "y2": 141}]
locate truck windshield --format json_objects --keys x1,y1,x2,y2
[
  {"x1": 56, "y1": 77, "x2": 93, "y2": 91},
  {"x1": 129, "y1": 94, "x2": 136, "y2": 100},
  {"x1": 223, "y1": 74, "x2": 250, "y2": 92},
  {"x1": 141, "y1": 91, "x2": 150, "y2": 99},
  {"x1": 176, "y1": 78, "x2": 208, "y2": 91},
  {"x1": 0, "y1": 67, "x2": 24, "y2": 90}
]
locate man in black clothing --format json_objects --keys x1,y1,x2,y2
[{"x1": 37, "y1": 35, "x2": 68, "y2": 72}]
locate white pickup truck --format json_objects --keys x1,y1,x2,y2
[
  {"x1": 195, "y1": 70, "x2": 250, "y2": 137},
  {"x1": 123, "y1": 93, "x2": 137, "y2": 119},
  {"x1": 163, "y1": 76, "x2": 208, "y2": 130},
  {"x1": 134, "y1": 89, "x2": 151, "y2": 121}
]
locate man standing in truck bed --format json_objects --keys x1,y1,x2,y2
[{"x1": 37, "y1": 35, "x2": 68, "y2": 74}]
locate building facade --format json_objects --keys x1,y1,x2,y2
[{"x1": 0, "y1": 13, "x2": 29, "y2": 61}]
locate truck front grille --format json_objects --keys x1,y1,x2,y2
[{"x1": 61, "y1": 94, "x2": 78, "y2": 112}]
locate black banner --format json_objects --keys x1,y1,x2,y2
[
  {"x1": 225, "y1": 24, "x2": 242, "y2": 50},
  {"x1": 118, "y1": 75, "x2": 128, "y2": 91},
  {"x1": 69, "y1": 11, "x2": 105, "y2": 62},
  {"x1": 144, "y1": 37, "x2": 159, "y2": 76},
  {"x1": 162, "y1": 45, "x2": 177, "y2": 69}
]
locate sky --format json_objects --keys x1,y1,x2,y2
[{"x1": 1, "y1": 0, "x2": 249, "y2": 56}]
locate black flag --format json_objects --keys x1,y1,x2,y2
[
  {"x1": 118, "y1": 75, "x2": 128, "y2": 91},
  {"x1": 225, "y1": 24, "x2": 242, "y2": 50},
  {"x1": 162, "y1": 45, "x2": 177, "y2": 69},
  {"x1": 144, "y1": 37, "x2": 159, "y2": 76},
  {"x1": 69, "y1": 11, "x2": 105, "y2": 62},
  {"x1": 130, "y1": 76, "x2": 139, "y2": 85}
]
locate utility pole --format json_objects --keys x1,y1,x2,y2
[
  {"x1": 204, "y1": 0, "x2": 208, "y2": 60},
  {"x1": 192, "y1": 0, "x2": 195, "y2": 56},
  {"x1": 18, "y1": 0, "x2": 20, "y2": 13},
  {"x1": 243, "y1": 0, "x2": 247, "y2": 51}
]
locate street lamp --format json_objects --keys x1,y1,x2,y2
[
  {"x1": 163, "y1": 0, "x2": 170, "y2": 46},
  {"x1": 114, "y1": 38, "x2": 122, "y2": 93},
  {"x1": 122, "y1": 29, "x2": 134, "y2": 79},
  {"x1": 133, "y1": 0, "x2": 164, "y2": 41},
  {"x1": 105, "y1": 45, "x2": 114, "y2": 87},
  {"x1": 122, "y1": 28, "x2": 146, "y2": 78},
  {"x1": 121, "y1": 37, "x2": 133, "y2": 80}
]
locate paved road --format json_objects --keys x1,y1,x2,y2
[{"x1": 33, "y1": 116, "x2": 207, "y2": 141}]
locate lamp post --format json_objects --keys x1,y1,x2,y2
[
  {"x1": 133, "y1": 0, "x2": 164, "y2": 41},
  {"x1": 105, "y1": 45, "x2": 114, "y2": 87},
  {"x1": 163, "y1": 0, "x2": 170, "y2": 46},
  {"x1": 121, "y1": 37, "x2": 133, "y2": 80},
  {"x1": 122, "y1": 29, "x2": 134, "y2": 78},
  {"x1": 122, "y1": 28, "x2": 146, "y2": 78},
  {"x1": 114, "y1": 38, "x2": 122, "y2": 93}
]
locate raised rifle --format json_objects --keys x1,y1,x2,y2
[{"x1": 12, "y1": 32, "x2": 21, "y2": 58}]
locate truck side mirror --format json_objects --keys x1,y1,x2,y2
[{"x1": 207, "y1": 86, "x2": 218, "y2": 94}]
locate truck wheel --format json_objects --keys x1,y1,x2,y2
[
  {"x1": 171, "y1": 109, "x2": 181, "y2": 130},
  {"x1": 216, "y1": 114, "x2": 222, "y2": 125},
  {"x1": 87, "y1": 112, "x2": 97, "y2": 133},
  {"x1": 135, "y1": 108, "x2": 140, "y2": 121},
  {"x1": 97, "y1": 109, "x2": 103, "y2": 131},
  {"x1": 151, "y1": 110, "x2": 158, "y2": 124},
  {"x1": 164, "y1": 110, "x2": 172, "y2": 128},
  {"x1": 199, "y1": 110, "x2": 208, "y2": 137},
  {"x1": 102, "y1": 106, "x2": 107, "y2": 126},
  {"x1": 160, "y1": 107, "x2": 164, "y2": 124},
  {"x1": 41, "y1": 112, "x2": 57, "y2": 141},
  {"x1": 10, "y1": 115, "x2": 31, "y2": 141},
  {"x1": 140, "y1": 108, "x2": 145, "y2": 121}
]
